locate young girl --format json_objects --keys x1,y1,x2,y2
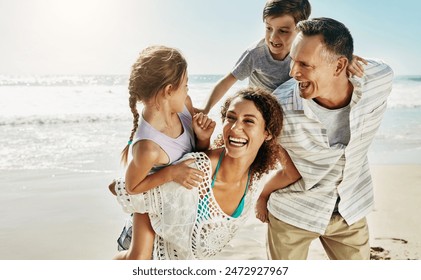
[{"x1": 112, "y1": 45, "x2": 215, "y2": 259}]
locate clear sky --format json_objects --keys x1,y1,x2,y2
[{"x1": 1, "y1": 0, "x2": 420, "y2": 76}]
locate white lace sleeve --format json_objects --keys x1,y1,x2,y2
[{"x1": 114, "y1": 178, "x2": 148, "y2": 214}]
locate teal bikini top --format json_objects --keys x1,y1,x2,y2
[{"x1": 210, "y1": 150, "x2": 250, "y2": 218}]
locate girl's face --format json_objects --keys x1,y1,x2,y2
[
  {"x1": 222, "y1": 97, "x2": 269, "y2": 159},
  {"x1": 170, "y1": 70, "x2": 189, "y2": 112}
]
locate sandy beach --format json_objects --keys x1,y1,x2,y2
[{"x1": 0, "y1": 164, "x2": 419, "y2": 260}]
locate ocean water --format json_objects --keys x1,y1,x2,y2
[{"x1": 0, "y1": 75, "x2": 420, "y2": 174}]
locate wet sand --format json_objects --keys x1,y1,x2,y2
[{"x1": 0, "y1": 165, "x2": 420, "y2": 260}]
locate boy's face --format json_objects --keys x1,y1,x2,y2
[{"x1": 264, "y1": 15, "x2": 298, "y2": 60}]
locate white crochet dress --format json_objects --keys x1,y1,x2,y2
[{"x1": 114, "y1": 152, "x2": 258, "y2": 260}]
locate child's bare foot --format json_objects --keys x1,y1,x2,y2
[
  {"x1": 255, "y1": 195, "x2": 269, "y2": 223},
  {"x1": 108, "y1": 180, "x2": 117, "y2": 196}
]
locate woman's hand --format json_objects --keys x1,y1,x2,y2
[
  {"x1": 193, "y1": 107, "x2": 206, "y2": 114},
  {"x1": 255, "y1": 194, "x2": 270, "y2": 223},
  {"x1": 192, "y1": 112, "x2": 216, "y2": 142}
]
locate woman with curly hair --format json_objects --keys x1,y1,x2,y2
[{"x1": 113, "y1": 86, "x2": 301, "y2": 259}]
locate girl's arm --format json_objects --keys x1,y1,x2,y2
[
  {"x1": 255, "y1": 148, "x2": 301, "y2": 223},
  {"x1": 125, "y1": 141, "x2": 204, "y2": 195}
]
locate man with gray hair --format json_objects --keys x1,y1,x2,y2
[{"x1": 256, "y1": 17, "x2": 394, "y2": 259}]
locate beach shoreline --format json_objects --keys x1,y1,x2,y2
[{"x1": 0, "y1": 164, "x2": 419, "y2": 260}]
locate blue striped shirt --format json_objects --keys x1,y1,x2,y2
[{"x1": 268, "y1": 59, "x2": 394, "y2": 234}]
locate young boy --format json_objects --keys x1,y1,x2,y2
[{"x1": 200, "y1": 0, "x2": 311, "y2": 114}]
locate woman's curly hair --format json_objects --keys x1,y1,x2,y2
[{"x1": 213, "y1": 87, "x2": 284, "y2": 180}]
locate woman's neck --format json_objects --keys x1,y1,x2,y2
[{"x1": 216, "y1": 150, "x2": 252, "y2": 185}]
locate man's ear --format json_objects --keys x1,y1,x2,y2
[{"x1": 334, "y1": 56, "x2": 348, "y2": 76}]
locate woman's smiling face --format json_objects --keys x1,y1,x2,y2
[{"x1": 222, "y1": 97, "x2": 269, "y2": 159}]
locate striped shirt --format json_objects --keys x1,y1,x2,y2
[{"x1": 268, "y1": 59, "x2": 394, "y2": 234}]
